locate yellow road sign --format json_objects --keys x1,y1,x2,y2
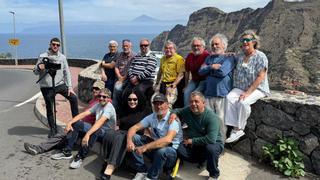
[{"x1": 8, "y1": 39, "x2": 20, "y2": 46}]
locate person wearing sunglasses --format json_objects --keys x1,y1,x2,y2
[
  {"x1": 225, "y1": 30, "x2": 270, "y2": 143},
  {"x1": 183, "y1": 37, "x2": 210, "y2": 107},
  {"x1": 101, "y1": 40, "x2": 120, "y2": 95},
  {"x1": 98, "y1": 89, "x2": 151, "y2": 180},
  {"x1": 199, "y1": 33, "x2": 236, "y2": 141},
  {"x1": 124, "y1": 38, "x2": 157, "y2": 105},
  {"x1": 50, "y1": 88, "x2": 117, "y2": 170},
  {"x1": 24, "y1": 80, "x2": 105, "y2": 155},
  {"x1": 34, "y1": 37, "x2": 79, "y2": 138}
]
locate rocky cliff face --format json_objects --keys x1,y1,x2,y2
[{"x1": 151, "y1": 0, "x2": 320, "y2": 93}]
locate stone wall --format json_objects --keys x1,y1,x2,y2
[{"x1": 230, "y1": 91, "x2": 320, "y2": 175}]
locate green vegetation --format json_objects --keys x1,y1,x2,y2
[
  {"x1": 262, "y1": 136, "x2": 305, "y2": 177},
  {"x1": 0, "y1": 52, "x2": 12, "y2": 59}
]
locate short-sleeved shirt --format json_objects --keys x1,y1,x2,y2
[
  {"x1": 160, "y1": 53, "x2": 185, "y2": 83},
  {"x1": 102, "y1": 52, "x2": 119, "y2": 81},
  {"x1": 89, "y1": 102, "x2": 117, "y2": 130},
  {"x1": 233, "y1": 50, "x2": 270, "y2": 95},
  {"x1": 140, "y1": 111, "x2": 183, "y2": 149},
  {"x1": 185, "y1": 50, "x2": 210, "y2": 82},
  {"x1": 115, "y1": 51, "x2": 135, "y2": 77}
]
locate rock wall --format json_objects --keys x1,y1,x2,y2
[{"x1": 230, "y1": 91, "x2": 320, "y2": 175}]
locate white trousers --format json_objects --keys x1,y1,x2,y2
[
  {"x1": 206, "y1": 97, "x2": 226, "y2": 141},
  {"x1": 225, "y1": 88, "x2": 265, "y2": 130}
]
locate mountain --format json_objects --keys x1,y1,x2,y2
[
  {"x1": 132, "y1": 15, "x2": 161, "y2": 23},
  {"x1": 150, "y1": 0, "x2": 320, "y2": 94}
]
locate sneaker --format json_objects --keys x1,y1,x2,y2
[
  {"x1": 207, "y1": 177, "x2": 218, "y2": 180},
  {"x1": 51, "y1": 150, "x2": 73, "y2": 160},
  {"x1": 70, "y1": 154, "x2": 83, "y2": 169},
  {"x1": 132, "y1": 172, "x2": 147, "y2": 180},
  {"x1": 142, "y1": 177, "x2": 152, "y2": 180},
  {"x1": 225, "y1": 130, "x2": 245, "y2": 143},
  {"x1": 96, "y1": 173, "x2": 111, "y2": 180},
  {"x1": 24, "y1": 143, "x2": 41, "y2": 155}
]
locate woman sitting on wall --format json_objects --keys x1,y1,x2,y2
[
  {"x1": 225, "y1": 30, "x2": 270, "y2": 143},
  {"x1": 98, "y1": 88, "x2": 151, "y2": 180}
]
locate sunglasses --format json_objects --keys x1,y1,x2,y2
[
  {"x1": 128, "y1": 98, "x2": 138, "y2": 102},
  {"x1": 140, "y1": 44, "x2": 149, "y2": 47},
  {"x1": 98, "y1": 95, "x2": 109, "y2": 99},
  {"x1": 240, "y1": 38, "x2": 253, "y2": 43},
  {"x1": 92, "y1": 87, "x2": 100, "y2": 91},
  {"x1": 51, "y1": 43, "x2": 60, "y2": 47}
]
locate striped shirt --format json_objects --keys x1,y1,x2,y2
[{"x1": 128, "y1": 51, "x2": 157, "y2": 81}]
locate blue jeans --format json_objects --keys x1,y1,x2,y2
[
  {"x1": 131, "y1": 135, "x2": 177, "y2": 179},
  {"x1": 65, "y1": 121, "x2": 106, "y2": 158},
  {"x1": 177, "y1": 143, "x2": 223, "y2": 178},
  {"x1": 183, "y1": 80, "x2": 206, "y2": 106}
]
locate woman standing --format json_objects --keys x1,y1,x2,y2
[
  {"x1": 225, "y1": 30, "x2": 270, "y2": 143},
  {"x1": 98, "y1": 89, "x2": 151, "y2": 180}
]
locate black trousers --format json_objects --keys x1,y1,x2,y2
[{"x1": 40, "y1": 84, "x2": 79, "y2": 130}]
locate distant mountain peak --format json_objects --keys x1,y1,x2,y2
[{"x1": 132, "y1": 15, "x2": 160, "y2": 22}]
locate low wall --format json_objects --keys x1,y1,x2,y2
[{"x1": 230, "y1": 92, "x2": 320, "y2": 175}]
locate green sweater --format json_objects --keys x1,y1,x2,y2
[{"x1": 173, "y1": 107, "x2": 223, "y2": 147}]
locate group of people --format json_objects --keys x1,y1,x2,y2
[{"x1": 24, "y1": 29, "x2": 270, "y2": 180}]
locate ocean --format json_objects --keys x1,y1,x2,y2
[{"x1": 0, "y1": 33, "x2": 157, "y2": 60}]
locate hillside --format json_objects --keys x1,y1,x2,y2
[{"x1": 151, "y1": 0, "x2": 320, "y2": 93}]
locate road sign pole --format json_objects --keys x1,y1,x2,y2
[{"x1": 9, "y1": 11, "x2": 18, "y2": 66}]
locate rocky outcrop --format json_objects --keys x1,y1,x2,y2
[{"x1": 151, "y1": 0, "x2": 320, "y2": 93}]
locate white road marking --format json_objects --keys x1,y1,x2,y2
[{"x1": 14, "y1": 92, "x2": 41, "y2": 107}]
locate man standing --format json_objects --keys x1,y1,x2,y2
[
  {"x1": 124, "y1": 38, "x2": 157, "y2": 100},
  {"x1": 51, "y1": 88, "x2": 116, "y2": 169},
  {"x1": 171, "y1": 91, "x2": 224, "y2": 180},
  {"x1": 34, "y1": 37, "x2": 78, "y2": 138},
  {"x1": 24, "y1": 80, "x2": 105, "y2": 155},
  {"x1": 154, "y1": 40, "x2": 185, "y2": 108},
  {"x1": 199, "y1": 33, "x2": 236, "y2": 140},
  {"x1": 112, "y1": 39, "x2": 135, "y2": 111},
  {"x1": 183, "y1": 37, "x2": 210, "y2": 106},
  {"x1": 127, "y1": 93, "x2": 182, "y2": 180},
  {"x1": 101, "y1": 40, "x2": 119, "y2": 94}
]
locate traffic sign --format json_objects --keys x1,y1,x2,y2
[{"x1": 8, "y1": 38, "x2": 20, "y2": 46}]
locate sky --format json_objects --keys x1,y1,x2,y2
[{"x1": 1, "y1": 0, "x2": 271, "y2": 25}]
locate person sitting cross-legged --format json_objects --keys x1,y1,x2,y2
[
  {"x1": 126, "y1": 93, "x2": 183, "y2": 180},
  {"x1": 50, "y1": 88, "x2": 116, "y2": 169},
  {"x1": 170, "y1": 91, "x2": 224, "y2": 180}
]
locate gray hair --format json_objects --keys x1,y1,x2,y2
[
  {"x1": 190, "y1": 91, "x2": 205, "y2": 102},
  {"x1": 100, "y1": 88, "x2": 112, "y2": 98},
  {"x1": 240, "y1": 29, "x2": 261, "y2": 49},
  {"x1": 140, "y1": 38, "x2": 150, "y2": 44},
  {"x1": 191, "y1": 37, "x2": 206, "y2": 48},
  {"x1": 109, "y1": 40, "x2": 118, "y2": 47},
  {"x1": 210, "y1": 33, "x2": 228, "y2": 51},
  {"x1": 164, "y1": 40, "x2": 177, "y2": 50}
]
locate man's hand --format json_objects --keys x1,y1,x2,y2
[
  {"x1": 101, "y1": 73, "x2": 107, "y2": 81},
  {"x1": 81, "y1": 134, "x2": 90, "y2": 146},
  {"x1": 211, "y1": 64, "x2": 221, "y2": 70},
  {"x1": 68, "y1": 88, "x2": 76, "y2": 96},
  {"x1": 130, "y1": 76, "x2": 139, "y2": 85},
  {"x1": 168, "y1": 113, "x2": 178, "y2": 124},
  {"x1": 126, "y1": 140, "x2": 136, "y2": 152},
  {"x1": 135, "y1": 145, "x2": 148, "y2": 155},
  {"x1": 239, "y1": 91, "x2": 251, "y2": 101},
  {"x1": 64, "y1": 122, "x2": 73, "y2": 133},
  {"x1": 38, "y1": 63, "x2": 45, "y2": 70},
  {"x1": 183, "y1": 139, "x2": 192, "y2": 146}
]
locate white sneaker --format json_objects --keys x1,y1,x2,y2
[
  {"x1": 132, "y1": 172, "x2": 147, "y2": 180},
  {"x1": 225, "y1": 130, "x2": 245, "y2": 143},
  {"x1": 69, "y1": 155, "x2": 83, "y2": 169},
  {"x1": 50, "y1": 151, "x2": 73, "y2": 160}
]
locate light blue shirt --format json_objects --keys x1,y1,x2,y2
[
  {"x1": 233, "y1": 50, "x2": 270, "y2": 95},
  {"x1": 140, "y1": 111, "x2": 183, "y2": 149},
  {"x1": 89, "y1": 102, "x2": 117, "y2": 130}
]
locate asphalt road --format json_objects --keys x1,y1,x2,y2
[{"x1": 0, "y1": 69, "x2": 131, "y2": 180}]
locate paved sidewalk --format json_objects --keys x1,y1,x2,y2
[{"x1": 1, "y1": 64, "x2": 317, "y2": 180}]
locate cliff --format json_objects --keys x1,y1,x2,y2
[{"x1": 151, "y1": 0, "x2": 320, "y2": 93}]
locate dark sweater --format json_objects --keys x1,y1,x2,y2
[{"x1": 173, "y1": 107, "x2": 223, "y2": 147}]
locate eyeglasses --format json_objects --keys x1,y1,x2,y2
[
  {"x1": 51, "y1": 43, "x2": 60, "y2": 47},
  {"x1": 240, "y1": 38, "x2": 253, "y2": 43},
  {"x1": 140, "y1": 44, "x2": 149, "y2": 47},
  {"x1": 92, "y1": 87, "x2": 100, "y2": 91},
  {"x1": 98, "y1": 95, "x2": 109, "y2": 99},
  {"x1": 128, "y1": 98, "x2": 138, "y2": 102}
]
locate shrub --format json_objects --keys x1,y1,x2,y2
[{"x1": 262, "y1": 136, "x2": 305, "y2": 177}]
